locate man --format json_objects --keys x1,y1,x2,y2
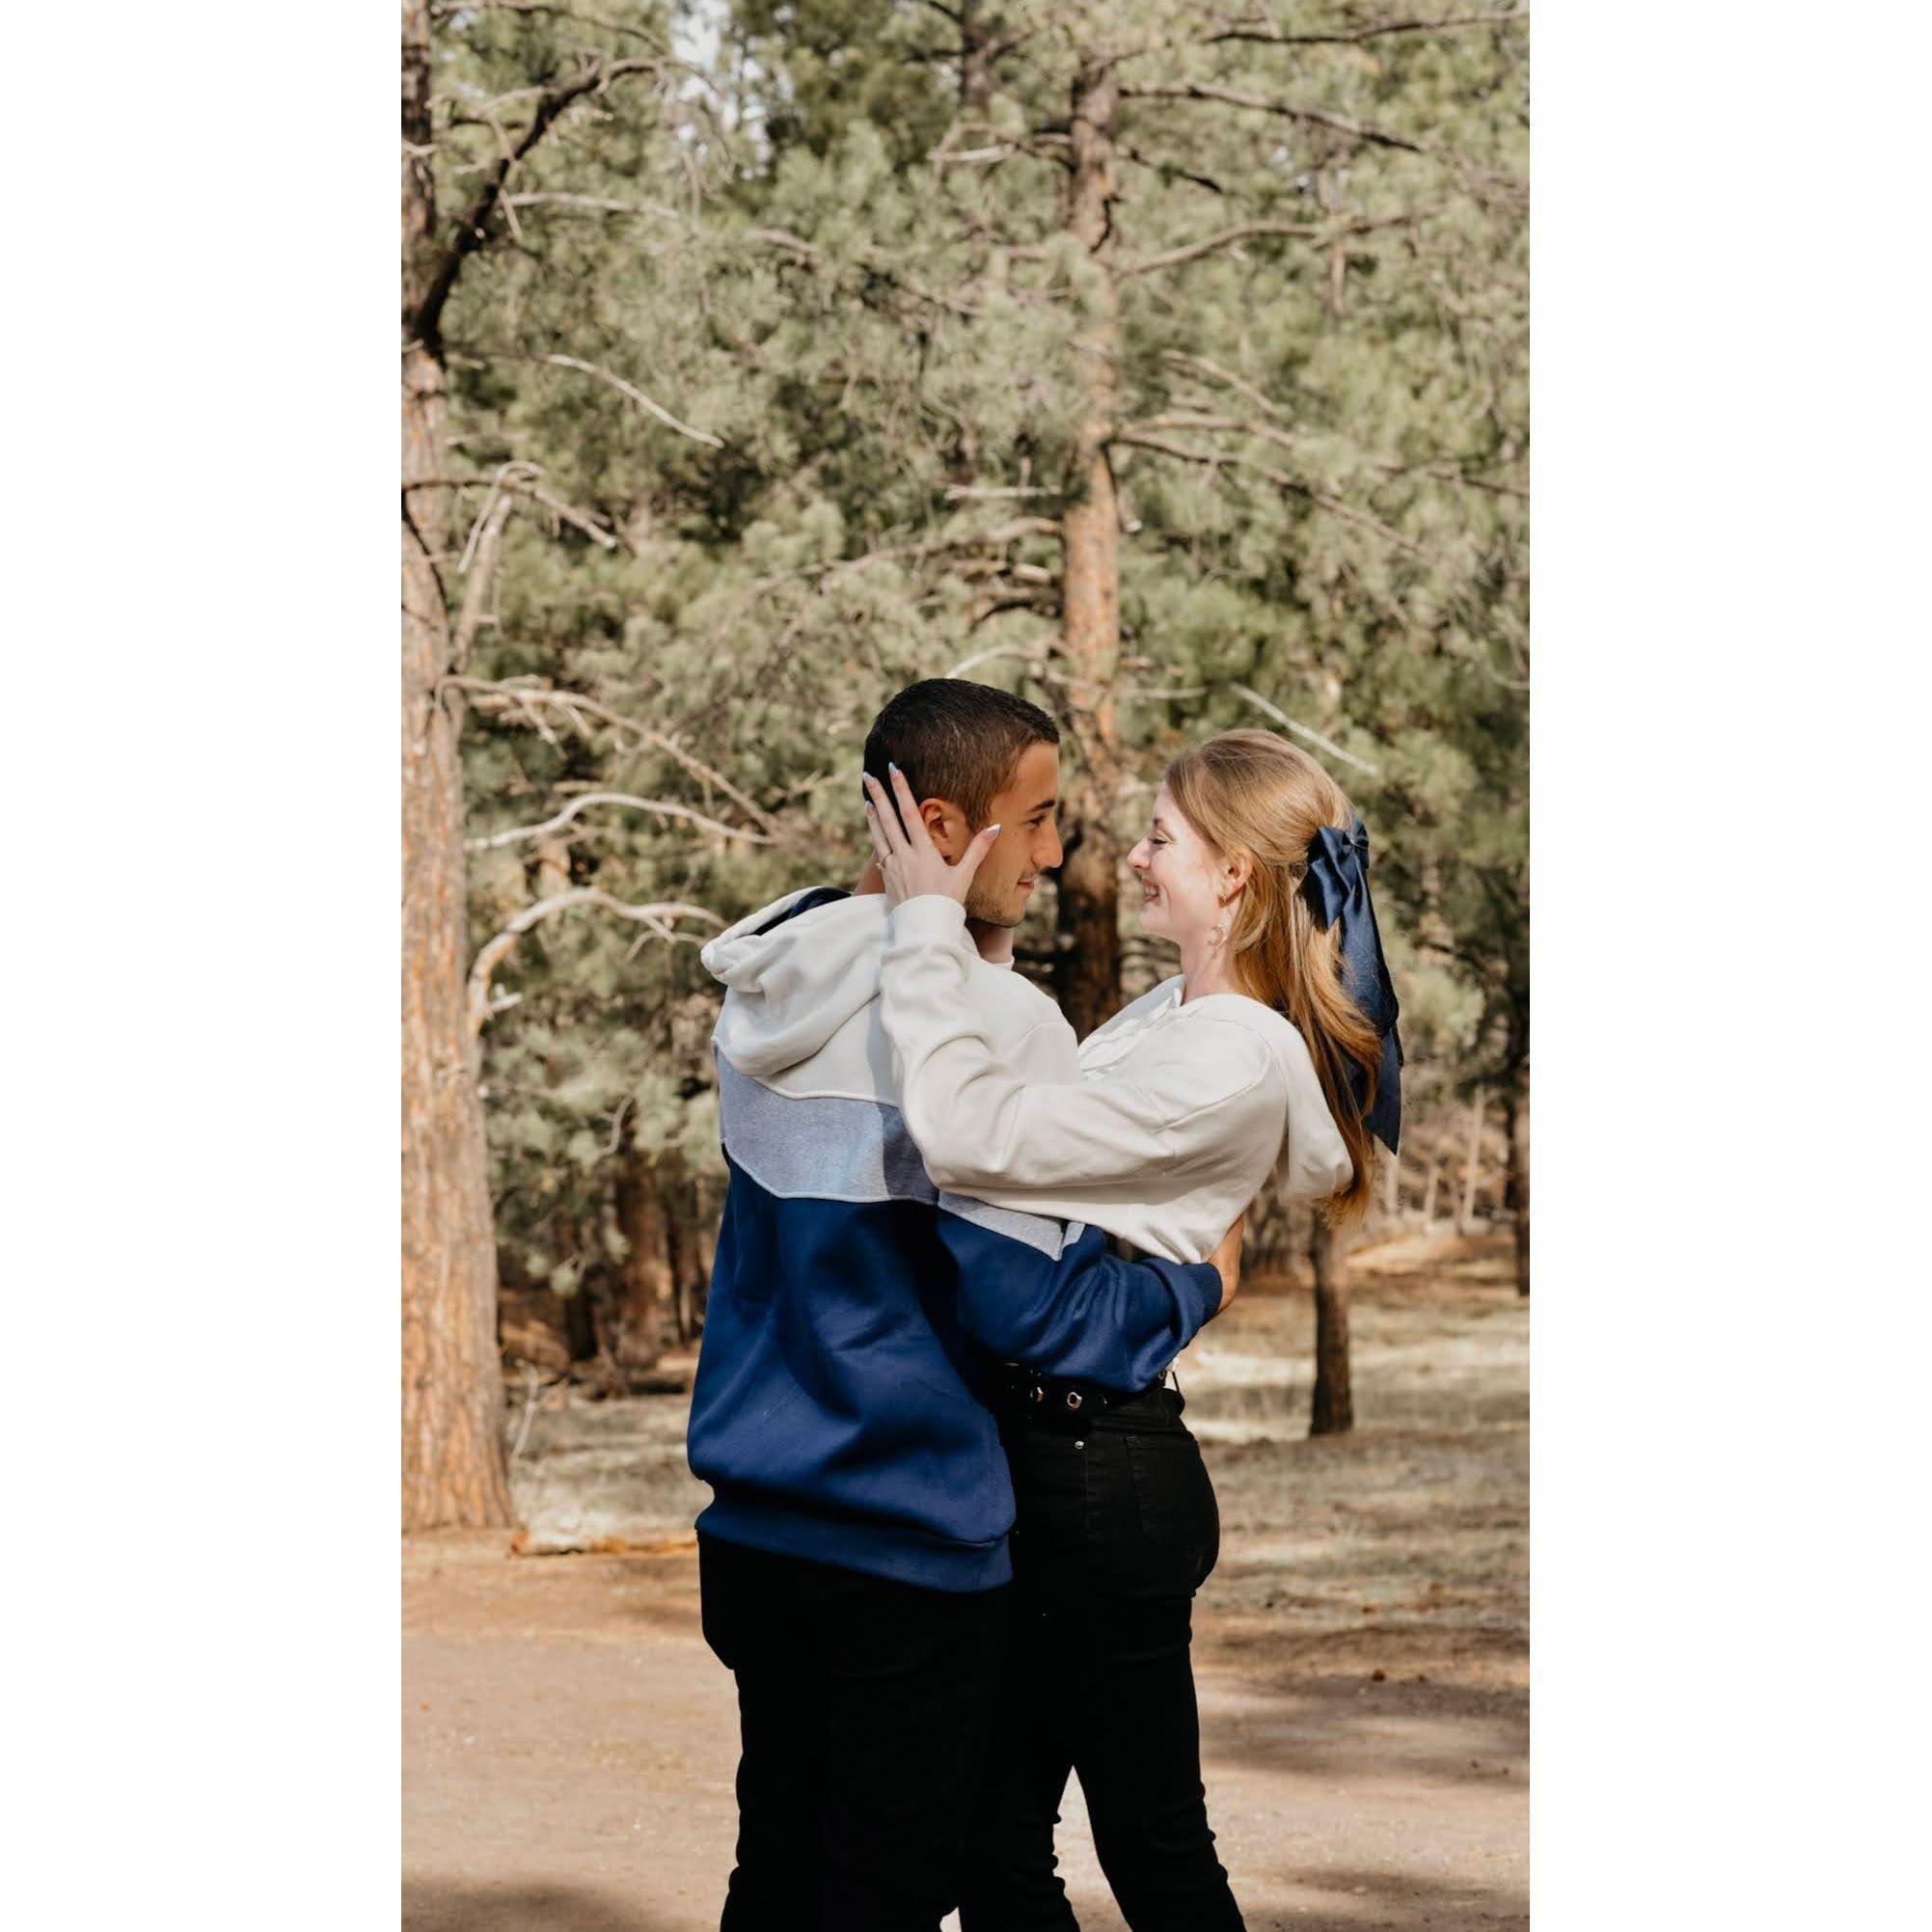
[{"x1": 687, "y1": 679, "x2": 1241, "y2": 1931}]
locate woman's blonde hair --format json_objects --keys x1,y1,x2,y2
[{"x1": 1164, "y1": 729, "x2": 1384, "y2": 1223}]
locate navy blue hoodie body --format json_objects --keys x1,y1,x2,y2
[{"x1": 687, "y1": 886, "x2": 1224, "y2": 1593}]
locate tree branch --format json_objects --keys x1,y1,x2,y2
[
  {"x1": 1119, "y1": 204, "x2": 1443, "y2": 278},
  {"x1": 410, "y1": 57, "x2": 669, "y2": 359},
  {"x1": 400, "y1": 468, "x2": 628, "y2": 551},
  {"x1": 1118, "y1": 83, "x2": 1430, "y2": 154},
  {"x1": 469, "y1": 891, "x2": 722, "y2": 1034},
  {"x1": 534, "y1": 353, "x2": 724, "y2": 449},
  {"x1": 444, "y1": 677, "x2": 783, "y2": 834},
  {"x1": 1111, "y1": 431, "x2": 1432, "y2": 560},
  {"x1": 468, "y1": 791, "x2": 774, "y2": 851},
  {"x1": 1201, "y1": 10, "x2": 1521, "y2": 48},
  {"x1": 1228, "y1": 683, "x2": 1382, "y2": 776}
]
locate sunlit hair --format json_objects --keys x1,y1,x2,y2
[{"x1": 1164, "y1": 729, "x2": 1384, "y2": 1223}]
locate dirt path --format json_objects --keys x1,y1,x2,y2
[{"x1": 405, "y1": 1236, "x2": 1527, "y2": 1931}]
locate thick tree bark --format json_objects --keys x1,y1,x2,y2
[
  {"x1": 1053, "y1": 54, "x2": 1125, "y2": 1042},
  {"x1": 401, "y1": 0, "x2": 514, "y2": 1531},
  {"x1": 1308, "y1": 1216, "x2": 1353, "y2": 1436}
]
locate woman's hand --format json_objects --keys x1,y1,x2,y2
[
  {"x1": 1207, "y1": 1212, "x2": 1244, "y2": 1311},
  {"x1": 862, "y1": 765, "x2": 1002, "y2": 910}
]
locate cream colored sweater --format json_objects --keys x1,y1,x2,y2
[{"x1": 880, "y1": 895, "x2": 1351, "y2": 1265}]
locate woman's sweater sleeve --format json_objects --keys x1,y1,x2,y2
[{"x1": 879, "y1": 896, "x2": 1283, "y2": 1247}]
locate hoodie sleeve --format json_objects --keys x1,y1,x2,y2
[
  {"x1": 880, "y1": 895, "x2": 1291, "y2": 1263},
  {"x1": 937, "y1": 1211, "x2": 1224, "y2": 1391}
]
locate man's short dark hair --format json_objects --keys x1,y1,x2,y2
[{"x1": 862, "y1": 679, "x2": 1060, "y2": 830}]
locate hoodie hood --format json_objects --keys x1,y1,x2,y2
[{"x1": 701, "y1": 886, "x2": 891, "y2": 1079}]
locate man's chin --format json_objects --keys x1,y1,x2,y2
[{"x1": 964, "y1": 893, "x2": 1027, "y2": 930}]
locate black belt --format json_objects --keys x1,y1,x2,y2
[{"x1": 990, "y1": 1362, "x2": 1180, "y2": 1421}]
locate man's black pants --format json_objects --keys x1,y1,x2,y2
[{"x1": 697, "y1": 1531, "x2": 1012, "y2": 1932}]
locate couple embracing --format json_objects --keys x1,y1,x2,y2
[{"x1": 686, "y1": 678, "x2": 1401, "y2": 1931}]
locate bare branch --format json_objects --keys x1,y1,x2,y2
[
  {"x1": 428, "y1": 0, "x2": 669, "y2": 46},
  {"x1": 1229, "y1": 683, "x2": 1382, "y2": 776},
  {"x1": 1118, "y1": 83, "x2": 1430, "y2": 154},
  {"x1": 468, "y1": 791, "x2": 774, "y2": 851},
  {"x1": 757, "y1": 516, "x2": 1062, "y2": 589},
  {"x1": 1116, "y1": 139, "x2": 1227, "y2": 196},
  {"x1": 1201, "y1": 10, "x2": 1521, "y2": 49},
  {"x1": 1119, "y1": 205, "x2": 1443, "y2": 278},
  {"x1": 450, "y1": 484, "x2": 518, "y2": 673},
  {"x1": 411, "y1": 57, "x2": 671, "y2": 358},
  {"x1": 469, "y1": 891, "x2": 722, "y2": 1033},
  {"x1": 400, "y1": 468, "x2": 627, "y2": 551},
  {"x1": 537, "y1": 353, "x2": 724, "y2": 449},
  {"x1": 1112, "y1": 431, "x2": 1432, "y2": 560},
  {"x1": 942, "y1": 642, "x2": 1045, "y2": 679},
  {"x1": 747, "y1": 227, "x2": 990, "y2": 319},
  {"x1": 445, "y1": 677, "x2": 783, "y2": 835},
  {"x1": 504, "y1": 190, "x2": 688, "y2": 223},
  {"x1": 1160, "y1": 350, "x2": 1285, "y2": 419}
]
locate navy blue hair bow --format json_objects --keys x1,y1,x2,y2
[{"x1": 1302, "y1": 818, "x2": 1403, "y2": 1155}]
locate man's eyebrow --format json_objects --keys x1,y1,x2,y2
[{"x1": 1026, "y1": 794, "x2": 1058, "y2": 813}]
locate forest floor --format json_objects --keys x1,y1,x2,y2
[{"x1": 404, "y1": 1230, "x2": 1528, "y2": 1932}]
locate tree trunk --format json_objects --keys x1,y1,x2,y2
[
  {"x1": 1308, "y1": 1215, "x2": 1352, "y2": 1436},
  {"x1": 1053, "y1": 53, "x2": 1125, "y2": 1042},
  {"x1": 400, "y1": 0, "x2": 514, "y2": 1531},
  {"x1": 1504, "y1": 1066, "x2": 1529, "y2": 1297},
  {"x1": 612, "y1": 1145, "x2": 674, "y2": 1375},
  {"x1": 559, "y1": 1278, "x2": 600, "y2": 1362},
  {"x1": 1457, "y1": 1093, "x2": 1485, "y2": 1233}
]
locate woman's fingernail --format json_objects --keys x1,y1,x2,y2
[
  {"x1": 988, "y1": 824, "x2": 1001, "y2": 836},
  {"x1": 888, "y1": 761, "x2": 900, "y2": 774}
]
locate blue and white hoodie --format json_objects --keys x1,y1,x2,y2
[{"x1": 686, "y1": 885, "x2": 1224, "y2": 1593}]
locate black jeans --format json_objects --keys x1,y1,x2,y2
[
  {"x1": 697, "y1": 1531, "x2": 1011, "y2": 1932},
  {"x1": 958, "y1": 1383, "x2": 1246, "y2": 1932}
]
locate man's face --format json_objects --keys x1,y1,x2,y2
[{"x1": 961, "y1": 739, "x2": 1063, "y2": 929}]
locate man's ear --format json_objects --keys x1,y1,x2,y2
[{"x1": 919, "y1": 798, "x2": 966, "y2": 858}]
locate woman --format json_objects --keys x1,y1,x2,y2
[{"x1": 861, "y1": 728, "x2": 1401, "y2": 1932}]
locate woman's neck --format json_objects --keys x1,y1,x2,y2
[{"x1": 1178, "y1": 935, "x2": 1246, "y2": 1004}]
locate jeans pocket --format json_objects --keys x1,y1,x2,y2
[{"x1": 1125, "y1": 1430, "x2": 1219, "y2": 1593}]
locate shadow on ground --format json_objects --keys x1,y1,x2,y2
[
  {"x1": 403, "y1": 1880, "x2": 684, "y2": 1932},
  {"x1": 1271, "y1": 1863, "x2": 1527, "y2": 1929}
]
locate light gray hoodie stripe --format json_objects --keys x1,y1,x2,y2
[{"x1": 716, "y1": 1051, "x2": 1072, "y2": 1259}]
